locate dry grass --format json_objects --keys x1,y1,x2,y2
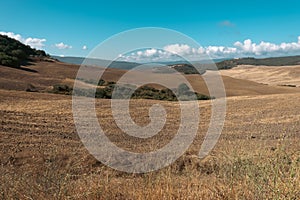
[
  {"x1": 1, "y1": 140, "x2": 299, "y2": 199},
  {"x1": 221, "y1": 65, "x2": 300, "y2": 87},
  {"x1": 0, "y1": 89, "x2": 299, "y2": 199}
]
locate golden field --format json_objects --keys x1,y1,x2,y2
[{"x1": 0, "y1": 61, "x2": 299, "y2": 199}]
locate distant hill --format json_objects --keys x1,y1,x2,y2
[
  {"x1": 52, "y1": 56, "x2": 141, "y2": 70},
  {"x1": 216, "y1": 55, "x2": 300, "y2": 69},
  {"x1": 0, "y1": 34, "x2": 47, "y2": 68},
  {"x1": 167, "y1": 55, "x2": 300, "y2": 73},
  {"x1": 147, "y1": 58, "x2": 229, "y2": 66},
  {"x1": 53, "y1": 56, "x2": 229, "y2": 71},
  {"x1": 54, "y1": 55, "x2": 300, "y2": 75}
]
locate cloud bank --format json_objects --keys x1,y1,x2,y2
[
  {"x1": 0, "y1": 31, "x2": 46, "y2": 49},
  {"x1": 119, "y1": 36, "x2": 300, "y2": 62}
]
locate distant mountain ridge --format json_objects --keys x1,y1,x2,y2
[
  {"x1": 53, "y1": 55, "x2": 300, "y2": 72},
  {"x1": 53, "y1": 56, "x2": 228, "y2": 68},
  {"x1": 222, "y1": 56, "x2": 300, "y2": 67},
  {"x1": 52, "y1": 56, "x2": 141, "y2": 70}
]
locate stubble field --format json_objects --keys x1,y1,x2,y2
[{"x1": 1, "y1": 87, "x2": 299, "y2": 199}]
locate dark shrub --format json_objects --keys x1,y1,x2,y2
[{"x1": 52, "y1": 84, "x2": 72, "y2": 95}]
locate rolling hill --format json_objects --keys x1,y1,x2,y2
[{"x1": 1, "y1": 59, "x2": 299, "y2": 97}]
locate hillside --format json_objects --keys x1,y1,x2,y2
[
  {"x1": 165, "y1": 55, "x2": 300, "y2": 73},
  {"x1": 0, "y1": 34, "x2": 48, "y2": 68},
  {"x1": 168, "y1": 55, "x2": 300, "y2": 72},
  {"x1": 217, "y1": 55, "x2": 300, "y2": 69},
  {"x1": 221, "y1": 65, "x2": 300, "y2": 87},
  {"x1": 1, "y1": 60, "x2": 299, "y2": 97}
]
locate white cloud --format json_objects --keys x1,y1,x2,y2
[
  {"x1": 164, "y1": 44, "x2": 192, "y2": 56},
  {"x1": 144, "y1": 48, "x2": 157, "y2": 56},
  {"x1": 233, "y1": 37, "x2": 300, "y2": 57},
  {"x1": 0, "y1": 32, "x2": 22, "y2": 41},
  {"x1": 82, "y1": 45, "x2": 88, "y2": 50},
  {"x1": 24, "y1": 38, "x2": 46, "y2": 49},
  {"x1": 118, "y1": 36, "x2": 300, "y2": 62},
  {"x1": 0, "y1": 31, "x2": 46, "y2": 49},
  {"x1": 55, "y1": 42, "x2": 72, "y2": 49}
]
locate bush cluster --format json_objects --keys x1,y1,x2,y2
[{"x1": 55, "y1": 81, "x2": 213, "y2": 101}]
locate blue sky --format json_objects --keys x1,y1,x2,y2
[{"x1": 1, "y1": 0, "x2": 300, "y2": 60}]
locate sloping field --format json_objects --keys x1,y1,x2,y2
[
  {"x1": 0, "y1": 89, "x2": 299, "y2": 199},
  {"x1": 221, "y1": 65, "x2": 300, "y2": 87},
  {"x1": 1, "y1": 61, "x2": 299, "y2": 97},
  {"x1": 1, "y1": 61, "x2": 300, "y2": 199}
]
